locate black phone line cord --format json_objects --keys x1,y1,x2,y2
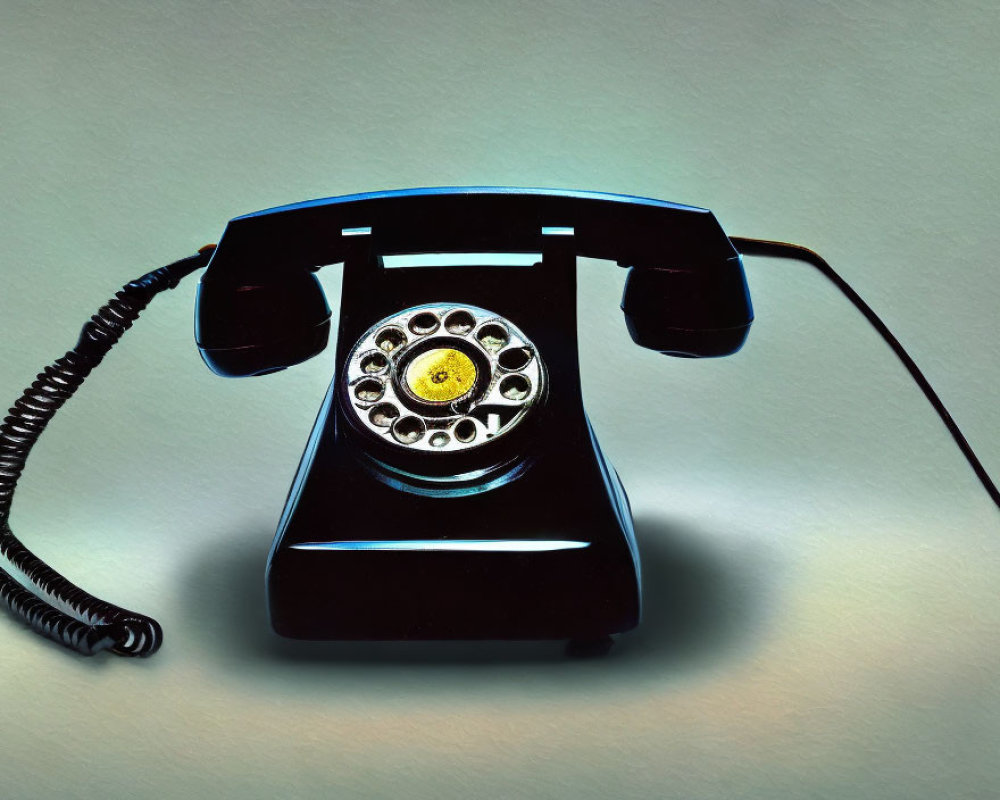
[
  {"x1": 731, "y1": 237, "x2": 1000, "y2": 511},
  {"x1": 0, "y1": 246, "x2": 214, "y2": 656}
]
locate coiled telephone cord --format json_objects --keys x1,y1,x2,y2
[{"x1": 0, "y1": 247, "x2": 214, "y2": 656}]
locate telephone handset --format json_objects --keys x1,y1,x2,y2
[{"x1": 0, "y1": 187, "x2": 995, "y2": 657}]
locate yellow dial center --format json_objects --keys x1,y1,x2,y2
[{"x1": 404, "y1": 348, "x2": 477, "y2": 403}]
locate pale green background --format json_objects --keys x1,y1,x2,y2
[{"x1": 1, "y1": 2, "x2": 998, "y2": 798}]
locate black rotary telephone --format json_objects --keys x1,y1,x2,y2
[{"x1": 1, "y1": 187, "x2": 995, "y2": 657}]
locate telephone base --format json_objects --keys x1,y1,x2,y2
[
  {"x1": 266, "y1": 386, "x2": 641, "y2": 643},
  {"x1": 268, "y1": 533, "x2": 638, "y2": 642}
]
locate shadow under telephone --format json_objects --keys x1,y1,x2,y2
[{"x1": 0, "y1": 187, "x2": 995, "y2": 658}]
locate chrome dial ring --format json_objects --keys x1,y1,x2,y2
[{"x1": 343, "y1": 304, "x2": 545, "y2": 453}]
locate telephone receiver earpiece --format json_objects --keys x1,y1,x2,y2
[
  {"x1": 620, "y1": 257, "x2": 753, "y2": 357},
  {"x1": 195, "y1": 269, "x2": 331, "y2": 377}
]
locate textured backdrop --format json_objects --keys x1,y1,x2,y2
[{"x1": 1, "y1": 2, "x2": 998, "y2": 798}]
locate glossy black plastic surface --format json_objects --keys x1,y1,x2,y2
[
  {"x1": 196, "y1": 271, "x2": 331, "y2": 377},
  {"x1": 196, "y1": 188, "x2": 752, "y2": 373},
  {"x1": 207, "y1": 186, "x2": 741, "y2": 274},
  {"x1": 193, "y1": 187, "x2": 755, "y2": 642},
  {"x1": 620, "y1": 258, "x2": 753, "y2": 357},
  {"x1": 269, "y1": 236, "x2": 640, "y2": 640}
]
